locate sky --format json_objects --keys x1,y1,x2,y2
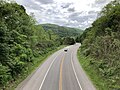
[{"x1": 15, "y1": 0, "x2": 113, "y2": 30}]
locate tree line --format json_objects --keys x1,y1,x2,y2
[
  {"x1": 0, "y1": 1, "x2": 81, "y2": 89},
  {"x1": 41, "y1": 24, "x2": 83, "y2": 38},
  {"x1": 77, "y1": 0, "x2": 120, "y2": 89}
]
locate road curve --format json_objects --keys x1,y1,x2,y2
[{"x1": 16, "y1": 43, "x2": 96, "y2": 90}]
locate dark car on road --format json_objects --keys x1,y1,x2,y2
[{"x1": 64, "y1": 49, "x2": 68, "y2": 52}]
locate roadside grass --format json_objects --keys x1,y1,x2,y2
[
  {"x1": 5, "y1": 45, "x2": 65, "y2": 90},
  {"x1": 77, "y1": 49, "x2": 109, "y2": 90}
]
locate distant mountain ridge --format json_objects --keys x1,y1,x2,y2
[{"x1": 41, "y1": 24, "x2": 83, "y2": 37}]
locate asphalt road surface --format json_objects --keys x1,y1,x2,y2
[{"x1": 16, "y1": 43, "x2": 96, "y2": 90}]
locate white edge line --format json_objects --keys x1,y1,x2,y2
[
  {"x1": 39, "y1": 52, "x2": 61, "y2": 90},
  {"x1": 71, "y1": 52, "x2": 83, "y2": 90}
]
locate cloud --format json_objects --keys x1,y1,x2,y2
[
  {"x1": 16, "y1": 0, "x2": 44, "y2": 11},
  {"x1": 92, "y1": 0, "x2": 112, "y2": 8},
  {"x1": 69, "y1": 14, "x2": 96, "y2": 23},
  {"x1": 88, "y1": 10, "x2": 99, "y2": 15},
  {"x1": 15, "y1": 0, "x2": 113, "y2": 30},
  {"x1": 47, "y1": 9, "x2": 59, "y2": 15},
  {"x1": 67, "y1": 7, "x2": 75, "y2": 12},
  {"x1": 34, "y1": 0, "x2": 54, "y2": 4},
  {"x1": 67, "y1": 11, "x2": 97, "y2": 29},
  {"x1": 61, "y1": 3, "x2": 73, "y2": 8},
  {"x1": 95, "y1": 0, "x2": 107, "y2": 4}
]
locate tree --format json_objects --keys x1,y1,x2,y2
[
  {"x1": 63, "y1": 37, "x2": 75, "y2": 45},
  {"x1": 80, "y1": 0, "x2": 120, "y2": 89}
]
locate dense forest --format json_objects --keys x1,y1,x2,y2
[
  {"x1": 41, "y1": 24, "x2": 83, "y2": 37},
  {"x1": 78, "y1": 0, "x2": 120, "y2": 89},
  {"x1": 41, "y1": 24, "x2": 83, "y2": 45},
  {"x1": 0, "y1": 1, "x2": 59, "y2": 89},
  {"x1": 0, "y1": 1, "x2": 81, "y2": 89}
]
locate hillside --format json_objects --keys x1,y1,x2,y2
[
  {"x1": 41, "y1": 24, "x2": 83, "y2": 37},
  {"x1": 0, "y1": 1, "x2": 62, "y2": 89},
  {"x1": 78, "y1": 0, "x2": 120, "y2": 89},
  {"x1": 0, "y1": 1, "x2": 83, "y2": 89}
]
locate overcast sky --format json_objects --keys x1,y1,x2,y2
[{"x1": 15, "y1": 0, "x2": 113, "y2": 30}]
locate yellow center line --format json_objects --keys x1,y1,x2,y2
[{"x1": 59, "y1": 54, "x2": 65, "y2": 90}]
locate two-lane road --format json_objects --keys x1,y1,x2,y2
[{"x1": 16, "y1": 43, "x2": 96, "y2": 90}]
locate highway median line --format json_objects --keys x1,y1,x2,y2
[
  {"x1": 59, "y1": 54, "x2": 65, "y2": 90},
  {"x1": 7, "y1": 46, "x2": 66, "y2": 90}
]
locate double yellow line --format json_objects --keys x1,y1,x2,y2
[{"x1": 59, "y1": 54, "x2": 65, "y2": 90}]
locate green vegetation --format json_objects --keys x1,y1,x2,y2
[
  {"x1": 0, "y1": 1, "x2": 81, "y2": 89},
  {"x1": 6, "y1": 45, "x2": 65, "y2": 90},
  {"x1": 41, "y1": 24, "x2": 83, "y2": 45},
  {"x1": 78, "y1": 50, "x2": 109, "y2": 90},
  {"x1": 0, "y1": 1, "x2": 62, "y2": 89},
  {"x1": 62, "y1": 37, "x2": 76, "y2": 45},
  {"x1": 77, "y1": 0, "x2": 120, "y2": 89},
  {"x1": 41, "y1": 24, "x2": 83, "y2": 37}
]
